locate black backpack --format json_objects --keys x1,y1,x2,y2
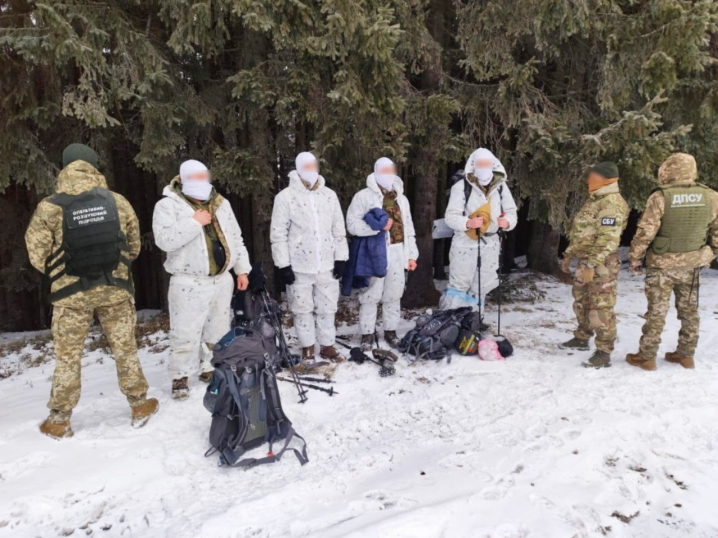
[
  {"x1": 204, "y1": 323, "x2": 308, "y2": 468},
  {"x1": 45, "y1": 187, "x2": 133, "y2": 302},
  {"x1": 399, "y1": 307, "x2": 473, "y2": 362}
]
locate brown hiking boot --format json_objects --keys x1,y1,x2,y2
[
  {"x1": 361, "y1": 334, "x2": 374, "y2": 352},
  {"x1": 131, "y1": 398, "x2": 159, "y2": 428},
  {"x1": 320, "y1": 345, "x2": 345, "y2": 363},
  {"x1": 559, "y1": 337, "x2": 590, "y2": 351},
  {"x1": 665, "y1": 351, "x2": 695, "y2": 369},
  {"x1": 40, "y1": 418, "x2": 74, "y2": 439},
  {"x1": 172, "y1": 377, "x2": 189, "y2": 400},
  {"x1": 384, "y1": 330, "x2": 400, "y2": 349},
  {"x1": 626, "y1": 352, "x2": 657, "y2": 371},
  {"x1": 582, "y1": 350, "x2": 611, "y2": 369},
  {"x1": 198, "y1": 370, "x2": 214, "y2": 383},
  {"x1": 301, "y1": 345, "x2": 315, "y2": 362}
]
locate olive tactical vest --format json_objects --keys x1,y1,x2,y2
[
  {"x1": 651, "y1": 184, "x2": 713, "y2": 255},
  {"x1": 45, "y1": 187, "x2": 133, "y2": 302}
]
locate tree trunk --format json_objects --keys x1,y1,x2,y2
[{"x1": 526, "y1": 220, "x2": 561, "y2": 276}]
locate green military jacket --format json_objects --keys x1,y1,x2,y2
[
  {"x1": 565, "y1": 182, "x2": 629, "y2": 267},
  {"x1": 25, "y1": 161, "x2": 141, "y2": 308}
]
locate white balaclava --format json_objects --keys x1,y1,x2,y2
[
  {"x1": 295, "y1": 152, "x2": 319, "y2": 187},
  {"x1": 374, "y1": 157, "x2": 399, "y2": 192},
  {"x1": 180, "y1": 159, "x2": 212, "y2": 201},
  {"x1": 472, "y1": 148, "x2": 497, "y2": 186}
]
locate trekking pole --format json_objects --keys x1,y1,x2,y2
[
  {"x1": 497, "y1": 227, "x2": 505, "y2": 336},
  {"x1": 296, "y1": 375, "x2": 336, "y2": 384},
  {"x1": 276, "y1": 376, "x2": 337, "y2": 396},
  {"x1": 477, "y1": 234, "x2": 483, "y2": 320},
  {"x1": 259, "y1": 288, "x2": 308, "y2": 404}
]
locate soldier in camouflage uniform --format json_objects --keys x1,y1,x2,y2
[
  {"x1": 626, "y1": 153, "x2": 718, "y2": 370},
  {"x1": 560, "y1": 162, "x2": 629, "y2": 368},
  {"x1": 25, "y1": 144, "x2": 158, "y2": 439}
]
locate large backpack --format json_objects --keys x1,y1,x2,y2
[
  {"x1": 399, "y1": 307, "x2": 473, "y2": 362},
  {"x1": 45, "y1": 187, "x2": 133, "y2": 302},
  {"x1": 204, "y1": 323, "x2": 308, "y2": 468}
]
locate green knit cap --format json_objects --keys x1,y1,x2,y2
[
  {"x1": 588, "y1": 161, "x2": 619, "y2": 179},
  {"x1": 62, "y1": 143, "x2": 99, "y2": 169}
]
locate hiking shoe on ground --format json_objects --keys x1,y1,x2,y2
[
  {"x1": 172, "y1": 377, "x2": 189, "y2": 400},
  {"x1": 131, "y1": 398, "x2": 159, "y2": 428},
  {"x1": 320, "y1": 345, "x2": 345, "y2": 363},
  {"x1": 384, "y1": 330, "x2": 400, "y2": 349},
  {"x1": 559, "y1": 337, "x2": 590, "y2": 351},
  {"x1": 665, "y1": 351, "x2": 694, "y2": 369},
  {"x1": 40, "y1": 418, "x2": 74, "y2": 439},
  {"x1": 626, "y1": 352, "x2": 657, "y2": 371},
  {"x1": 582, "y1": 350, "x2": 611, "y2": 369},
  {"x1": 301, "y1": 345, "x2": 315, "y2": 362},
  {"x1": 361, "y1": 334, "x2": 374, "y2": 352},
  {"x1": 198, "y1": 370, "x2": 214, "y2": 383}
]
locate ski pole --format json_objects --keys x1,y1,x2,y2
[
  {"x1": 260, "y1": 288, "x2": 308, "y2": 404},
  {"x1": 296, "y1": 375, "x2": 336, "y2": 384},
  {"x1": 276, "y1": 376, "x2": 337, "y2": 396}
]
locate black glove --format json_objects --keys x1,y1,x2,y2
[
  {"x1": 333, "y1": 260, "x2": 347, "y2": 280},
  {"x1": 278, "y1": 265, "x2": 296, "y2": 286}
]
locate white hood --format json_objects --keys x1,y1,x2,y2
[{"x1": 464, "y1": 148, "x2": 507, "y2": 181}]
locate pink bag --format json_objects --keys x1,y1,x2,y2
[{"x1": 478, "y1": 338, "x2": 506, "y2": 361}]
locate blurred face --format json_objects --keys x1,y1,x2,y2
[
  {"x1": 187, "y1": 170, "x2": 210, "y2": 182},
  {"x1": 301, "y1": 161, "x2": 319, "y2": 174},
  {"x1": 475, "y1": 158, "x2": 493, "y2": 170},
  {"x1": 377, "y1": 163, "x2": 397, "y2": 176},
  {"x1": 586, "y1": 171, "x2": 604, "y2": 186}
]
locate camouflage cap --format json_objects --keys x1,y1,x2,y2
[{"x1": 657, "y1": 153, "x2": 697, "y2": 185}]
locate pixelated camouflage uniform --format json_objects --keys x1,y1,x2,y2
[
  {"x1": 565, "y1": 182, "x2": 629, "y2": 352},
  {"x1": 25, "y1": 161, "x2": 149, "y2": 422},
  {"x1": 628, "y1": 153, "x2": 718, "y2": 360}
]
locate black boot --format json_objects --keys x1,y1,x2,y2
[
  {"x1": 559, "y1": 337, "x2": 590, "y2": 351},
  {"x1": 384, "y1": 330, "x2": 400, "y2": 349}
]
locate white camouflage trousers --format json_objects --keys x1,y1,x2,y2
[
  {"x1": 359, "y1": 242, "x2": 406, "y2": 334},
  {"x1": 168, "y1": 272, "x2": 233, "y2": 380},
  {"x1": 446, "y1": 235, "x2": 501, "y2": 313},
  {"x1": 286, "y1": 270, "x2": 339, "y2": 348}
]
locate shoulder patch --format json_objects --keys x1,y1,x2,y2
[{"x1": 601, "y1": 217, "x2": 617, "y2": 226}]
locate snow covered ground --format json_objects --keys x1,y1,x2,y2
[{"x1": 1, "y1": 267, "x2": 717, "y2": 538}]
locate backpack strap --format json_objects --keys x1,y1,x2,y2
[{"x1": 463, "y1": 179, "x2": 472, "y2": 216}]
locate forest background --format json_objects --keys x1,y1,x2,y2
[{"x1": 1, "y1": 0, "x2": 717, "y2": 330}]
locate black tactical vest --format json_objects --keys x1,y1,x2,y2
[{"x1": 45, "y1": 187, "x2": 133, "y2": 302}]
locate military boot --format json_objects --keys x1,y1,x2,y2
[
  {"x1": 301, "y1": 345, "x2": 315, "y2": 363},
  {"x1": 559, "y1": 337, "x2": 590, "y2": 351},
  {"x1": 172, "y1": 377, "x2": 189, "y2": 400},
  {"x1": 665, "y1": 351, "x2": 695, "y2": 369},
  {"x1": 320, "y1": 345, "x2": 345, "y2": 363},
  {"x1": 198, "y1": 370, "x2": 214, "y2": 383},
  {"x1": 384, "y1": 331, "x2": 400, "y2": 349},
  {"x1": 626, "y1": 352, "x2": 657, "y2": 371},
  {"x1": 582, "y1": 350, "x2": 611, "y2": 369},
  {"x1": 40, "y1": 417, "x2": 74, "y2": 439},
  {"x1": 131, "y1": 398, "x2": 160, "y2": 428},
  {"x1": 361, "y1": 334, "x2": 374, "y2": 352}
]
